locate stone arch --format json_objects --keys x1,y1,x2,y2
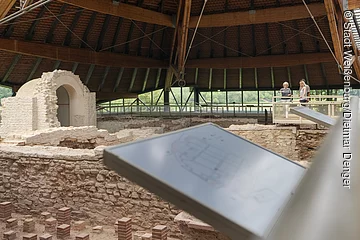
[
  {"x1": 56, "y1": 86, "x2": 70, "y2": 127},
  {"x1": 53, "y1": 73, "x2": 93, "y2": 127}
]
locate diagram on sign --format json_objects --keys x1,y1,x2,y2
[
  {"x1": 169, "y1": 133, "x2": 243, "y2": 188},
  {"x1": 168, "y1": 131, "x2": 279, "y2": 203}
]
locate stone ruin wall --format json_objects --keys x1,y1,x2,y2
[
  {"x1": 0, "y1": 124, "x2": 328, "y2": 239},
  {"x1": 0, "y1": 70, "x2": 96, "y2": 137},
  {"x1": 96, "y1": 117, "x2": 258, "y2": 133},
  {"x1": 97, "y1": 117, "x2": 328, "y2": 163}
]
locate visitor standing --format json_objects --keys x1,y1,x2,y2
[
  {"x1": 280, "y1": 82, "x2": 292, "y2": 118},
  {"x1": 299, "y1": 80, "x2": 308, "y2": 105}
]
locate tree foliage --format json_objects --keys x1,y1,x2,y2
[{"x1": 0, "y1": 86, "x2": 13, "y2": 103}]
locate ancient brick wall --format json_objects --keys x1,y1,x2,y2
[
  {"x1": 228, "y1": 125, "x2": 299, "y2": 161},
  {"x1": 0, "y1": 97, "x2": 36, "y2": 134},
  {"x1": 0, "y1": 145, "x2": 182, "y2": 238},
  {"x1": 0, "y1": 126, "x2": 328, "y2": 239}
]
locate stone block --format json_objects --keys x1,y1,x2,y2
[
  {"x1": 39, "y1": 234, "x2": 53, "y2": 240},
  {"x1": 92, "y1": 225, "x2": 103, "y2": 233},
  {"x1": 0, "y1": 202, "x2": 12, "y2": 220},
  {"x1": 6, "y1": 218, "x2": 17, "y2": 229},
  {"x1": 141, "y1": 233, "x2": 152, "y2": 240},
  {"x1": 75, "y1": 233, "x2": 90, "y2": 240},
  {"x1": 57, "y1": 224, "x2": 71, "y2": 239},
  {"x1": 23, "y1": 233, "x2": 37, "y2": 240},
  {"x1": 73, "y1": 221, "x2": 86, "y2": 231},
  {"x1": 23, "y1": 218, "x2": 35, "y2": 233},
  {"x1": 152, "y1": 225, "x2": 168, "y2": 240},
  {"x1": 3, "y1": 230, "x2": 16, "y2": 240}
]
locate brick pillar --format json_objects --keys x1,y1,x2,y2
[
  {"x1": 141, "y1": 233, "x2": 152, "y2": 240},
  {"x1": 114, "y1": 220, "x2": 118, "y2": 233},
  {"x1": 0, "y1": 202, "x2": 13, "y2": 220},
  {"x1": 6, "y1": 218, "x2": 17, "y2": 229},
  {"x1": 152, "y1": 225, "x2": 168, "y2": 240},
  {"x1": 40, "y1": 212, "x2": 52, "y2": 224},
  {"x1": 73, "y1": 221, "x2": 86, "y2": 231},
  {"x1": 75, "y1": 233, "x2": 90, "y2": 240},
  {"x1": 23, "y1": 219, "x2": 35, "y2": 233},
  {"x1": 57, "y1": 224, "x2": 71, "y2": 239},
  {"x1": 23, "y1": 233, "x2": 37, "y2": 240},
  {"x1": 45, "y1": 218, "x2": 57, "y2": 234},
  {"x1": 117, "y1": 217, "x2": 132, "y2": 240},
  {"x1": 3, "y1": 230, "x2": 16, "y2": 240},
  {"x1": 39, "y1": 234, "x2": 53, "y2": 240},
  {"x1": 57, "y1": 207, "x2": 71, "y2": 225}
]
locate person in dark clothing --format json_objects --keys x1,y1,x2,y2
[{"x1": 280, "y1": 82, "x2": 292, "y2": 100}]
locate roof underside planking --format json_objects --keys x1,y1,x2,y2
[{"x1": 0, "y1": 0, "x2": 358, "y2": 101}]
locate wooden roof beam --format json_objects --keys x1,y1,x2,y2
[
  {"x1": 324, "y1": 0, "x2": 343, "y2": 67},
  {"x1": 178, "y1": 0, "x2": 192, "y2": 73},
  {"x1": 189, "y1": 2, "x2": 326, "y2": 28},
  {"x1": 57, "y1": 1, "x2": 326, "y2": 29},
  {"x1": 0, "y1": 0, "x2": 16, "y2": 19},
  {"x1": 0, "y1": 38, "x2": 167, "y2": 68},
  {"x1": 57, "y1": 0, "x2": 173, "y2": 27},
  {"x1": 349, "y1": 34, "x2": 360, "y2": 80},
  {"x1": 185, "y1": 53, "x2": 335, "y2": 69},
  {"x1": 347, "y1": 0, "x2": 360, "y2": 10}
]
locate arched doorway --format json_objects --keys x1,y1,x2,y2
[{"x1": 56, "y1": 86, "x2": 70, "y2": 127}]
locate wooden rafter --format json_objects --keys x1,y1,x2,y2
[
  {"x1": 324, "y1": 0, "x2": 343, "y2": 67},
  {"x1": 178, "y1": 0, "x2": 192, "y2": 73},
  {"x1": 165, "y1": 0, "x2": 191, "y2": 90},
  {"x1": 0, "y1": 0, "x2": 16, "y2": 19},
  {"x1": 350, "y1": 35, "x2": 360, "y2": 80},
  {"x1": 169, "y1": 0, "x2": 183, "y2": 65},
  {"x1": 57, "y1": 0, "x2": 173, "y2": 27},
  {"x1": 185, "y1": 53, "x2": 335, "y2": 69},
  {"x1": 189, "y1": 3, "x2": 326, "y2": 28},
  {"x1": 348, "y1": 0, "x2": 360, "y2": 10},
  {"x1": 0, "y1": 38, "x2": 167, "y2": 68}
]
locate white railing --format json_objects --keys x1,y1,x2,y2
[{"x1": 272, "y1": 95, "x2": 343, "y2": 125}]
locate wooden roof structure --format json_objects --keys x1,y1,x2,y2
[{"x1": 0, "y1": 0, "x2": 359, "y2": 101}]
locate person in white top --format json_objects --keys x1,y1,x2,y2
[
  {"x1": 299, "y1": 79, "x2": 310, "y2": 97},
  {"x1": 299, "y1": 80, "x2": 308, "y2": 105}
]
